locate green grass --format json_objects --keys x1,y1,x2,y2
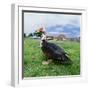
[{"x1": 24, "y1": 37, "x2": 80, "y2": 77}]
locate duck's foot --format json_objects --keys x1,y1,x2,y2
[{"x1": 42, "y1": 59, "x2": 52, "y2": 65}]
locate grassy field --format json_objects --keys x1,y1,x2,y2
[{"x1": 24, "y1": 37, "x2": 80, "y2": 77}]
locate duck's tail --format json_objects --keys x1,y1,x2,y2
[{"x1": 60, "y1": 54, "x2": 73, "y2": 65}]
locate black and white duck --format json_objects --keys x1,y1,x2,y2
[{"x1": 40, "y1": 33, "x2": 72, "y2": 65}]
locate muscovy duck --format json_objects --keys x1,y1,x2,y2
[{"x1": 40, "y1": 33, "x2": 72, "y2": 64}]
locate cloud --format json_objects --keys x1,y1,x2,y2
[{"x1": 24, "y1": 12, "x2": 81, "y2": 36}]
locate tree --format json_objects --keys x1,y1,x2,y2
[
  {"x1": 24, "y1": 33, "x2": 26, "y2": 38},
  {"x1": 28, "y1": 33, "x2": 33, "y2": 37}
]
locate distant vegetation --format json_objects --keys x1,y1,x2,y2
[{"x1": 24, "y1": 27, "x2": 80, "y2": 42}]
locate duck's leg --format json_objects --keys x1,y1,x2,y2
[{"x1": 42, "y1": 57, "x2": 52, "y2": 65}]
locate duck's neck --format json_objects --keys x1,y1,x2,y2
[
  {"x1": 40, "y1": 33, "x2": 47, "y2": 47},
  {"x1": 40, "y1": 40, "x2": 46, "y2": 47}
]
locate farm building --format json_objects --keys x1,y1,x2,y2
[
  {"x1": 55, "y1": 34, "x2": 67, "y2": 41},
  {"x1": 46, "y1": 34, "x2": 67, "y2": 41}
]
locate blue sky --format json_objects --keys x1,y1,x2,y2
[{"x1": 24, "y1": 12, "x2": 81, "y2": 38}]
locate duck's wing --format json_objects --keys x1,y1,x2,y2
[{"x1": 47, "y1": 42, "x2": 66, "y2": 54}]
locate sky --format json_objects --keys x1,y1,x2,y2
[{"x1": 24, "y1": 12, "x2": 81, "y2": 38}]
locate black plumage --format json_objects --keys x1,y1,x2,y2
[{"x1": 41, "y1": 40, "x2": 72, "y2": 64}]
